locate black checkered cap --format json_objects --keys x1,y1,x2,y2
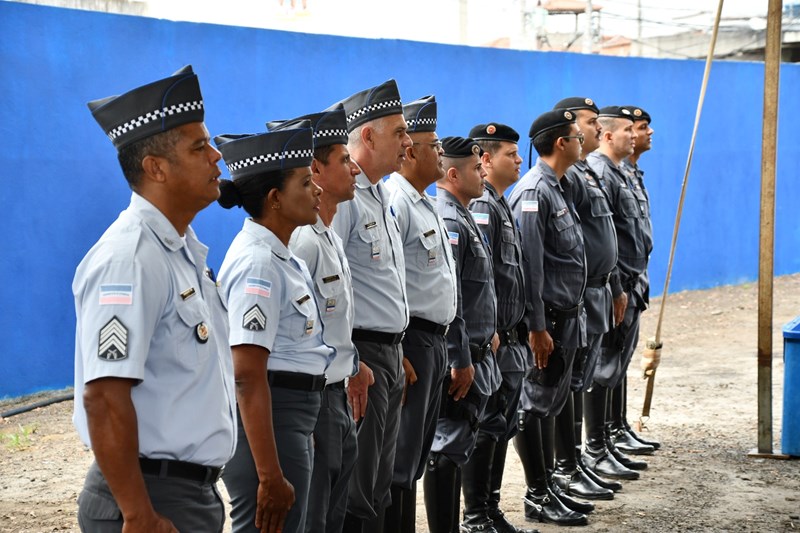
[
  {"x1": 403, "y1": 95, "x2": 437, "y2": 133},
  {"x1": 339, "y1": 79, "x2": 403, "y2": 132},
  {"x1": 469, "y1": 123, "x2": 520, "y2": 143},
  {"x1": 621, "y1": 105, "x2": 652, "y2": 124},
  {"x1": 87, "y1": 65, "x2": 204, "y2": 151},
  {"x1": 214, "y1": 120, "x2": 314, "y2": 181},
  {"x1": 598, "y1": 105, "x2": 635, "y2": 122},
  {"x1": 553, "y1": 96, "x2": 600, "y2": 114},
  {"x1": 529, "y1": 108, "x2": 577, "y2": 140},
  {"x1": 267, "y1": 103, "x2": 349, "y2": 149}
]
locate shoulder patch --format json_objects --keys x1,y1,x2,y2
[
  {"x1": 99, "y1": 284, "x2": 133, "y2": 306},
  {"x1": 521, "y1": 201, "x2": 539, "y2": 213},
  {"x1": 448, "y1": 231, "x2": 459, "y2": 245},
  {"x1": 98, "y1": 317, "x2": 128, "y2": 361},
  {"x1": 472, "y1": 212, "x2": 490, "y2": 225},
  {"x1": 243, "y1": 304, "x2": 267, "y2": 331},
  {"x1": 245, "y1": 277, "x2": 272, "y2": 298}
]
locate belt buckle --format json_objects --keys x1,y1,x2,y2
[{"x1": 443, "y1": 324, "x2": 450, "y2": 336}]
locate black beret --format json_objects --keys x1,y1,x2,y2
[
  {"x1": 528, "y1": 108, "x2": 577, "y2": 140},
  {"x1": 598, "y1": 105, "x2": 635, "y2": 121},
  {"x1": 267, "y1": 103, "x2": 348, "y2": 149},
  {"x1": 88, "y1": 65, "x2": 204, "y2": 151},
  {"x1": 214, "y1": 120, "x2": 314, "y2": 181},
  {"x1": 441, "y1": 136, "x2": 482, "y2": 158},
  {"x1": 553, "y1": 96, "x2": 599, "y2": 114},
  {"x1": 403, "y1": 95, "x2": 437, "y2": 133},
  {"x1": 621, "y1": 105, "x2": 652, "y2": 124},
  {"x1": 339, "y1": 79, "x2": 403, "y2": 132},
  {"x1": 469, "y1": 123, "x2": 520, "y2": 143}
]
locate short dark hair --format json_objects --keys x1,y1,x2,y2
[
  {"x1": 116, "y1": 128, "x2": 182, "y2": 189},
  {"x1": 217, "y1": 168, "x2": 295, "y2": 218},
  {"x1": 532, "y1": 123, "x2": 572, "y2": 157},
  {"x1": 314, "y1": 144, "x2": 337, "y2": 165},
  {"x1": 474, "y1": 139, "x2": 503, "y2": 156}
]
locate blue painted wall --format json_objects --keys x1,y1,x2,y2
[{"x1": 1, "y1": 2, "x2": 798, "y2": 398}]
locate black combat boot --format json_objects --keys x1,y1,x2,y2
[
  {"x1": 424, "y1": 453, "x2": 462, "y2": 533},
  {"x1": 487, "y1": 438, "x2": 539, "y2": 533},
  {"x1": 461, "y1": 433, "x2": 498, "y2": 533},
  {"x1": 582, "y1": 386, "x2": 639, "y2": 480},
  {"x1": 609, "y1": 382, "x2": 654, "y2": 455},
  {"x1": 605, "y1": 387, "x2": 647, "y2": 470},
  {"x1": 383, "y1": 484, "x2": 416, "y2": 533}
]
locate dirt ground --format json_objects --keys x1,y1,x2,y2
[{"x1": 2, "y1": 274, "x2": 800, "y2": 533}]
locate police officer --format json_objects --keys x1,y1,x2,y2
[
  {"x1": 215, "y1": 122, "x2": 334, "y2": 533},
  {"x1": 75, "y1": 65, "x2": 236, "y2": 532},
  {"x1": 383, "y1": 96, "x2": 457, "y2": 533},
  {"x1": 424, "y1": 136, "x2": 501, "y2": 533},
  {"x1": 465, "y1": 123, "x2": 536, "y2": 533},
  {"x1": 586, "y1": 106, "x2": 651, "y2": 477},
  {"x1": 273, "y1": 106, "x2": 373, "y2": 533},
  {"x1": 332, "y1": 79, "x2": 412, "y2": 533},
  {"x1": 614, "y1": 106, "x2": 661, "y2": 453},
  {"x1": 549, "y1": 97, "x2": 621, "y2": 500},
  {"x1": 509, "y1": 109, "x2": 589, "y2": 527}
]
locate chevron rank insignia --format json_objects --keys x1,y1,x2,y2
[
  {"x1": 98, "y1": 316, "x2": 128, "y2": 361},
  {"x1": 243, "y1": 304, "x2": 266, "y2": 331}
]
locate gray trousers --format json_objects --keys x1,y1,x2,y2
[
  {"x1": 346, "y1": 340, "x2": 404, "y2": 519},
  {"x1": 77, "y1": 461, "x2": 224, "y2": 533},
  {"x1": 594, "y1": 304, "x2": 642, "y2": 389},
  {"x1": 392, "y1": 328, "x2": 448, "y2": 488},
  {"x1": 305, "y1": 382, "x2": 358, "y2": 533},
  {"x1": 223, "y1": 388, "x2": 322, "y2": 533},
  {"x1": 480, "y1": 341, "x2": 527, "y2": 441}
]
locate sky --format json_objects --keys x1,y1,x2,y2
[{"x1": 147, "y1": 0, "x2": 776, "y2": 50}]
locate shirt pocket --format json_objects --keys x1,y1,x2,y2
[
  {"x1": 462, "y1": 237, "x2": 490, "y2": 281},
  {"x1": 174, "y1": 295, "x2": 212, "y2": 364},
  {"x1": 618, "y1": 188, "x2": 641, "y2": 218},
  {"x1": 500, "y1": 226, "x2": 519, "y2": 266},
  {"x1": 357, "y1": 222, "x2": 382, "y2": 263},
  {"x1": 290, "y1": 292, "x2": 317, "y2": 337},
  {"x1": 587, "y1": 187, "x2": 613, "y2": 218},
  {"x1": 315, "y1": 271, "x2": 345, "y2": 316},
  {"x1": 416, "y1": 229, "x2": 442, "y2": 269},
  {"x1": 552, "y1": 211, "x2": 579, "y2": 254}
]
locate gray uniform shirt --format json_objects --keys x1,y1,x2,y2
[
  {"x1": 385, "y1": 172, "x2": 457, "y2": 327},
  {"x1": 290, "y1": 217, "x2": 358, "y2": 384},
  {"x1": 72, "y1": 193, "x2": 236, "y2": 467},
  {"x1": 219, "y1": 219, "x2": 334, "y2": 375},
  {"x1": 508, "y1": 159, "x2": 587, "y2": 349},
  {"x1": 332, "y1": 166, "x2": 409, "y2": 333}
]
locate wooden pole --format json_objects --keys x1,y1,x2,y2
[{"x1": 756, "y1": 0, "x2": 782, "y2": 455}]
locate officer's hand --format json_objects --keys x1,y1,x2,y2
[
  {"x1": 449, "y1": 364, "x2": 475, "y2": 401},
  {"x1": 613, "y1": 292, "x2": 628, "y2": 326},
  {"x1": 491, "y1": 332, "x2": 500, "y2": 354},
  {"x1": 121, "y1": 511, "x2": 178, "y2": 533},
  {"x1": 530, "y1": 330, "x2": 554, "y2": 369},
  {"x1": 347, "y1": 362, "x2": 375, "y2": 422},
  {"x1": 255, "y1": 473, "x2": 295, "y2": 533},
  {"x1": 401, "y1": 357, "x2": 418, "y2": 406}
]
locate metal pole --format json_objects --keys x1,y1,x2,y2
[
  {"x1": 583, "y1": 0, "x2": 593, "y2": 53},
  {"x1": 757, "y1": 0, "x2": 782, "y2": 455}
]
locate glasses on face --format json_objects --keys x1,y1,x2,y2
[
  {"x1": 560, "y1": 133, "x2": 585, "y2": 145},
  {"x1": 412, "y1": 140, "x2": 443, "y2": 150}
]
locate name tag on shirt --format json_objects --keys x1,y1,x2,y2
[
  {"x1": 555, "y1": 207, "x2": 568, "y2": 218},
  {"x1": 322, "y1": 274, "x2": 340, "y2": 283},
  {"x1": 423, "y1": 229, "x2": 436, "y2": 238},
  {"x1": 180, "y1": 287, "x2": 196, "y2": 301}
]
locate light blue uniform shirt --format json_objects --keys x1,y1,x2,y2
[
  {"x1": 72, "y1": 193, "x2": 236, "y2": 467},
  {"x1": 385, "y1": 172, "x2": 457, "y2": 326},
  {"x1": 219, "y1": 219, "x2": 334, "y2": 375},
  {"x1": 332, "y1": 166, "x2": 409, "y2": 333},
  {"x1": 290, "y1": 216, "x2": 358, "y2": 384}
]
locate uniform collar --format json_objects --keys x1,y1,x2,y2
[
  {"x1": 130, "y1": 192, "x2": 188, "y2": 253},
  {"x1": 310, "y1": 214, "x2": 329, "y2": 235},
  {"x1": 388, "y1": 172, "x2": 425, "y2": 204},
  {"x1": 353, "y1": 161, "x2": 375, "y2": 190},
  {"x1": 484, "y1": 181, "x2": 500, "y2": 200},
  {"x1": 242, "y1": 218, "x2": 291, "y2": 261},
  {"x1": 535, "y1": 158, "x2": 562, "y2": 190}
]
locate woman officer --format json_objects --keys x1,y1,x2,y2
[{"x1": 215, "y1": 120, "x2": 334, "y2": 533}]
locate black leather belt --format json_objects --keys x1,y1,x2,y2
[
  {"x1": 268, "y1": 370, "x2": 326, "y2": 392},
  {"x1": 545, "y1": 301, "x2": 584, "y2": 321},
  {"x1": 408, "y1": 317, "x2": 450, "y2": 336},
  {"x1": 469, "y1": 342, "x2": 492, "y2": 364},
  {"x1": 498, "y1": 328, "x2": 520, "y2": 345},
  {"x1": 352, "y1": 328, "x2": 405, "y2": 345},
  {"x1": 586, "y1": 272, "x2": 612, "y2": 288},
  {"x1": 139, "y1": 458, "x2": 223, "y2": 484},
  {"x1": 325, "y1": 379, "x2": 346, "y2": 391}
]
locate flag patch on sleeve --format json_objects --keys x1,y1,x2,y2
[
  {"x1": 448, "y1": 231, "x2": 459, "y2": 245},
  {"x1": 99, "y1": 284, "x2": 133, "y2": 306},
  {"x1": 472, "y1": 212, "x2": 489, "y2": 225},
  {"x1": 521, "y1": 201, "x2": 539, "y2": 213},
  {"x1": 245, "y1": 277, "x2": 272, "y2": 298}
]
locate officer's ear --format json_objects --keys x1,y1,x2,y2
[
  {"x1": 140, "y1": 154, "x2": 168, "y2": 184},
  {"x1": 480, "y1": 150, "x2": 492, "y2": 170},
  {"x1": 310, "y1": 157, "x2": 323, "y2": 177},
  {"x1": 446, "y1": 165, "x2": 459, "y2": 184},
  {"x1": 361, "y1": 125, "x2": 375, "y2": 150}
]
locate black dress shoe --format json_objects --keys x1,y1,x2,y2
[
  {"x1": 487, "y1": 508, "x2": 539, "y2": 533},
  {"x1": 553, "y1": 469, "x2": 614, "y2": 501},
  {"x1": 523, "y1": 488, "x2": 588, "y2": 527},
  {"x1": 608, "y1": 444, "x2": 648, "y2": 470},
  {"x1": 623, "y1": 422, "x2": 662, "y2": 450},
  {"x1": 578, "y1": 456, "x2": 623, "y2": 492},
  {"x1": 611, "y1": 427, "x2": 655, "y2": 455},
  {"x1": 582, "y1": 451, "x2": 639, "y2": 480},
  {"x1": 549, "y1": 480, "x2": 595, "y2": 515}
]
